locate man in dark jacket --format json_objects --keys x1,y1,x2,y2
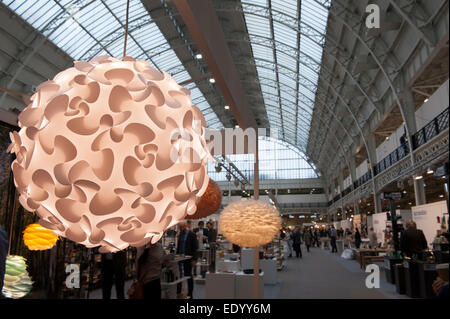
[
  {"x1": 292, "y1": 227, "x2": 302, "y2": 258},
  {"x1": 176, "y1": 221, "x2": 198, "y2": 298},
  {"x1": 400, "y1": 220, "x2": 428, "y2": 258},
  {"x1": 206, "y1": 221, "x2": 217, "y2": 243},
  {"x1": 0, "y1": 226, "x2": 8, "y2": 297}
]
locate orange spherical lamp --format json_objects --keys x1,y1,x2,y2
[
  {"x1": 187, "y1": 179, "x2": 222, "y2": 219},
  {"x1": 23, "y1": 223, "x2": 58, "y2": 250},
  {"x1": 8, "y1": 56, "x2": 211, "y2": 252}
]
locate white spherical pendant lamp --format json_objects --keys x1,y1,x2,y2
[
  {"x1": 8, "y1": 56, "x2": 211, "y2": 252},
  {"x1": 219, "y1": 199, "x2": 281, "y2": 247}
]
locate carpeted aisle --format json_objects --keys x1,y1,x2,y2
[{"x1": 278, "y1": 245, "x2": 410, "y2": 299}]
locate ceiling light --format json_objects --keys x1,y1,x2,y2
[
  {"x1": 414, "y1": 175, "x2": 423, "y2": 180},
  {"x1": 209, "y1": 78, "x2": 215, "y2": 83},
  {"x1": 195, "y1": 53, "x2": 202, "y2": 59},
  {"x1": 224, "y1": 105, "x2": 230, "y2": 110},
  {"x1": 427, "y1": 168, "x2": 434, "y2": 174},
  {"x1": 403, "y1": 190, "x2": 407, "y2": 194},
  {"x1": 8, "y1": 55, "x2": 210, "y2": 252},
  {"x1": 424, "y1": 98, "x2": 429, "y2": 103},
  {"x1": 439, "y1": 194, "x2": 444, "y2": 198}
]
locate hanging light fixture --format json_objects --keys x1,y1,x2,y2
[
  {"x1": 219, "y1": 199, "x2": 281, "y2": 247},
  {"x1": 186, "y1": 179, "x2": 221, "y2": 219},
  {"x1": 23, "y1": 223, "x2": 58, "y2": 250},
  {"x1": 7, "y1": 55, "x2": 211, "y2": 252},
  {"x1": 2, "y1": 255, "x2": 33, "y2": 299}
]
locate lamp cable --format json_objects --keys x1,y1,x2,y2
[{"x1": 123, "y1": 0, "x2": 130, "y2": 59}]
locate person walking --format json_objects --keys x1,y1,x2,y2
[
  {"x1": 314, "y1": 229, "x2": 319, "y2": 247},
  {"x1": 292, "y1": 227, "x2": 302, "y2": 258},
  {"x1": 136, "y1": 241, "x2": 169, "y2": 299},
  {"x1": 176, "y1": 221, "x2": 198, "y2": 299},
  {"x1": 400, "y1": 220, "x2": 428, "y2": 258},
  {"x1": 304, "y1": 228, "x2": 312, "y2": 252},
  {"x1": 368, "y1": 227, "x2": 378, "y2": 249},
  {"x1": 101, "y1": 250, "x2": 127, "y2": 299},
  {"x1": 354, "y1": 228, "x2": 362, "y2": 249},
  {"x1": 284, "y1": 229, "x2": 293, "y2": 257},
  {"x1": 330, "y1": 225, "x2": 338, "y2": 253}
]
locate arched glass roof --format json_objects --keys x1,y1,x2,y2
[
  {"x1": 4, "y1": 0, "x2": 331, "y2": 167},
  {"x1": 239, "y1": 0, "x2": 330, "y2": 149},
  {"x1": 3, "y1": 0, "x2": 224, "y2": 129},
  {"x1": 207, "y1": 136, "x2": 320, "y2": 182}
]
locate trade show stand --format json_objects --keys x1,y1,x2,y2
[{"x1": 205, "y1": 271, "x2": 264, "y2": 299}]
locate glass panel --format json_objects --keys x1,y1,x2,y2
[
  {"x1": 5, "y1": 0, "x2": 224, "y2": 129},
  {"x1": 207, "y1": 136, "x2": 319, "y2": 181}
]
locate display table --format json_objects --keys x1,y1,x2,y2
[
  {"x1": 217, "y1": 259, "x2": 240, "y2": 272},
  {"x1": 205, "y1": 272, "x2": 236, "y2": 299},
  {"x1": 260, "y1": 258, "x2": 277, "y2": 284},
  {"x1": 355, "y1": 249, "x2": 387, "y2": 269},
  {"x1": 235, "y1": 271, "x2": 264, "y2": 299}
]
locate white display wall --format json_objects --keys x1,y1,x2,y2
[
  {"x1": 340, "y1": 220, "x2": 352, "y2": 231},
  {"x1": 352, "y1": 215, "x2": 361, "y2": 233},
  {"x1": 411, "y1": 200, "x2": 448, "y2": 249},
  {"x1": 371, "y1": 213, "x2": 387, "y2": 244}
]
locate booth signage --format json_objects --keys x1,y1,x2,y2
[{"x1": 380, "y1": 192, "x2": 403, "y2": 200}]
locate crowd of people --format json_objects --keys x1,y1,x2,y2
[
  {"x1": 106, "y1": 219, "x2": 217, "y2": 300},
  {"x1": 281, "y1": 225, "x2": 378, "y2": 257}
]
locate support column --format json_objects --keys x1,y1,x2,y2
[
  {"x1": 413, "y1": 178, "x2": 426, "y2": 205},
  {"x1": 338, "y1": 168, "x2": 345, "y2": 211},
  {"x1": 253, "y1": 136, "x2": 260, "y2": 299},
  {"x1": 349, "y1": 155, "x2": 357, "y2": 187},
  {"x1": 402, "y1": 89, "x2": 418, "y2": 136},
  {"x1": 374, "y1": 193, "x2": 382, "y2": 214},
  {"x1": 367, "y1": 133, "x2": 382, "y2": 214}
]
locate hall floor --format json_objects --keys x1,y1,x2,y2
[{"x1": 88, "y1": 244, "x2": 410, "y2": 299}]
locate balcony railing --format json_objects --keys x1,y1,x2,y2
[
  {"x1": 412, "y1": 107, "x2": 449, "y2": 149},
  {"x1": 373, "y1": 143, "x2": 410, "y2": 175},
  {"x1": 329, "y1": 107, "x2": 449, "y2": 207}
]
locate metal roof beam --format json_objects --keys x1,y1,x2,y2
[{"x1": 174, "y1": 0, "x2": 257, "y2": 130}]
